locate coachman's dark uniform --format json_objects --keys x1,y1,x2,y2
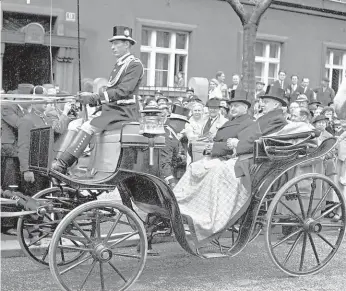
[{"x1": 91, "y1": 52, "x2": 144, "y2": 130}]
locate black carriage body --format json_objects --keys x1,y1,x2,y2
[{"x1": 27, "y1": 125, "x2": 341, "y2": 257}]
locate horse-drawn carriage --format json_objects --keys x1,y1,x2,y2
[{"x1": 1, "y1": 111, "x2": 345, "y2": 291}]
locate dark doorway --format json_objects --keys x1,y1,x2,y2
[{"x1": 2, "y1": 43, "x2": 58, "y2": 92}]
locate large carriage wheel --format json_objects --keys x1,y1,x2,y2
[
  {"x1": 17, "y1": 187, "x2": 92, "y2": 267},
  {"x1": 265, "y1": 173, "x2": 345, "y2": 276},
  {"x1": 49, "y1": 201, "x2": 147, "y2": 291}
]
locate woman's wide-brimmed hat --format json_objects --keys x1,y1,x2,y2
[{"x1": 108, "y1": 26, "x2": 136, "y2": 45}]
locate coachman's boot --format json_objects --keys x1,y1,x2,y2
[
  {"x1": 52, "y1": 130, "x2": 93, "y2": 174},
  {"x1": 54, "y1": 130, "x2": 78, "y2": 160}
]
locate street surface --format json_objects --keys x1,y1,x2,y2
[{"x1": 1, "y1": 234, "x2": 346, "y2": 291}]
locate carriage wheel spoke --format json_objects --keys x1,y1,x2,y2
[
  {"x1": 271, "y1": 222, "x2": 301, "y2": 226},
  {"x1": 277, "y1": 200, "x2": 304, "y2": 223},
  {"x1": 283, "y1": 232, "x2": 303, "y2": 266},
  {"x1": 72, "y1": 221, "x2": 93, "y2": 244},
  {"x1": 315, "y1": 203, "x2": 341, "y2": 221},
  {"x1": 295, "y1": 184, "x2": 306, "y2": 220},
  {"x1": 104, "y1": 213, "x2": 123, "y2": 243},
  {"x1": 41, "y1": 243, "x2": 50, "y2": 261},
  {"x1": 320, "y1": 223, "x2": 343, "y2": 228},
  {"x1": 59, "y1": 238, "x2": 66, "y2": 263},
  {"x1": 95, "y1": 210, "x2": 101, "y2": 240},
  {"x1": 307, "y1": 178, "x2": 316, "y2": 218},
  {"x1": 311, "y1": 186, "x2": 332, "y2": 218},
  {"x1": 58, "y1": 245, "x2": 92, "y2": 252},
  {"x1": 60, "y1": 255, "x2": 92, "y2": 275},
  {"x1": 316, "y1": 233, "x2": 336, "y2": 249},
  {"x1": 112, "y1": 252, "x2": 141, "y2": 259},
  {"x1": 78, "y1": 259, "x2": 97, "y2": 291},
  {"x1": 308, "y1": 233, "x2": 320, "y2": 265},
  {"x1": 99, "y1": 262, "x2": 105, "y2": 291},
  {"x1": 272, "y1": 228, "x2": 302, "y2": 249},
  {"x1": 108, "y1": 261, "x2": 127, "y2": 283},
  {"x1": 299, "y1": 233, "x2": 307, "y2": 271},
  {"x1": 27, "y1": 232, "x2": 49, "y2": 247},
  {"x1": 108, "y1": 231, "x2": 139, "y2": 248}
]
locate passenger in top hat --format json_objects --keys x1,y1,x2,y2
[
  {"x1": 52, "y1": 25, "x2": 144, "y2": 175},
  {"x1": 314, "y1": 77, "x2": 336, "y2": 106}
]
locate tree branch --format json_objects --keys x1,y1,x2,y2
[
  {"x1": 249, "y1": 0, "x2": 273, "y2": 24},
  {"x1": 224, "y1": 0, "x2": 247, "y2": 24}
]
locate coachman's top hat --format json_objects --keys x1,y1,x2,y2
[
  {"x1": 108, "y1": 26, "x2": 136, "y2": 45},
  {"x1": 228, "y1": 90, "x2": 251, "y2": 108},
  {"x1": 260, "y1": 86, "x2": 288, "y2": 106}
]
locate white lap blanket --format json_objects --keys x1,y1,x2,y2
[{"x1": 174, "y1": 157, "x2": 250, "y2": 243}]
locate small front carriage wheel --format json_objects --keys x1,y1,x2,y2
[
  {"x1": 265, "y1": 173, "x2": 345, "y2": 276},
  {"x1": 49, "y1": 200, "x2": 147, "y2": 291},
  {"x1": 17, "y1": 187, "x2": 89, "y2": 267}
]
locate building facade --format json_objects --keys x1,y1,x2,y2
[{"x1": 1, "y1": 0, "x2": 346, "y2": 94}]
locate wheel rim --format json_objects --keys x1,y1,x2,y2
[
  {"x1": 49, "y1": 201, "x2": 147, "y2": 291},
  {"x1": 265, "y1": 173, "x2": 346, "y2": 276},
  {"x1": 17, "y1": 187, "x2": 92, "y2": 267}
]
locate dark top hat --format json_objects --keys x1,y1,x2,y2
[
  {"x1": 186, "y1": 87, "x2": 194, "y2": 93},
  {"x1": 170, "y1": 105, "x2": 190, "y2": 122},
  {"x1": 260, "y1": 86, "x2": 287, "y2": 106},
  {"x1": 228, "y1": 90, "x2": 251, "y2": 108},
  {"x1": 309, "y1": 100, "x2": 322, "y2": 106},
  {"x1": 312, "y1": 115, "x2": 329, "y2": 124},
  {"x1": 206, "y1": 98, "x2": 221, "y2": 107},
  {"x1": 108, "y1": 26, "x2": 136, "y2": 45}
]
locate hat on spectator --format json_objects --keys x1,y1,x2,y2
[
  {"x1": 309, "y1": 100, "x2": 322, "y2": 106},
  {"x1": 189, "y1": 94, "x2": 203, "y2": 104},
  {"x1": 260, "y1": 86, "x2": 287, "y2": 106},
  {"x1": 312, "y1": 115, "x2": 329, "y2": 124},
  {"x1": 156, "y1": 95, "x2": 169, "y2": 103},
  {"x1": 228, "y1": 90, "x2": 251, "y2": 108},
  {"x1": 322, "y1": 77, "x2": 330, "y2": 83},
  {"x1": 206, "y1": 98, "x2": 220, "y2": 108},
  {"x1": 30, "y1": 86, "x2": 47, "y2": 95},
  {"x1": 108, "y1": 26, "x2": 136, "y2": 45},
  {"x1": 186, "y1": 87, "x2": 194, "y2": 93},
  {"x1": 18, "y1": 83, "x2": 34, "y2": 94},
  {"x1": 321, "y1": 106, "x2": 335, "y2": 115},
  {"x1": 169, "y1": 105, "x2": 190, "y2": 122},
  {"x1": 296, "y1": 94, "x2": 308, "y2": 102},
  {"x1": 256, "y1": 80, "x2": 265, "y2": 85}
]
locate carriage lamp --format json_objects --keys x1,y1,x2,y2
[{"x1": 140, "y1": 104, "x2": 166, "y2": 166}]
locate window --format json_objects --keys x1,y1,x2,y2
[
  {"x1": 140, "y1": 28, "x2": 189, "y2": 88},
  {"x1": 255, "y1": 41, "x2": 281, "y2": 86},
  {"x1": 325, "y1": 49, "x2": 346, "y2": 92}
]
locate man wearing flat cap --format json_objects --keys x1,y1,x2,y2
[
  {"x1": 314, "y1": 77, "x2": 335, "y2": 106},
  {"x1": 53, "y1": 25, "x2": 144, "y2": 174},
  {"x1": 255, "y1": 80, "x2": 266, "y2": 99}
]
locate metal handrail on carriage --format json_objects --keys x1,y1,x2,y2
[{"x1": 1, "y1": 95, "x2": 345, "y2": 290}]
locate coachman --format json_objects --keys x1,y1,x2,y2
[{"x1": 52, "y1": 26, "x2": 144, "y2": 174}]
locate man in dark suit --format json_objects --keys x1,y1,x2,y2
[
  {"x1": 159, "y1": 106, "x2": 190, "y2": 189},
  {"x1": 286, "y1": 74, "x2": 300, "y2": 102},
  {"x1": 53, "y1": 26, "x2": 144, "y2": 174},
  {"x1": 296, "y1": 77, "x2": 315, "y2": 102},
  {"x1": 314, "y1": 77, "x2": 336, "y2": 106},
  {"x1": 211, "y1": 91, "x2": 254, "y2": 158},
  {"x1": 271, "y1": 70, "x2": 290, "y2": 91}
]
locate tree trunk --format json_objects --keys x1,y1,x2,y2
[{"x1": 242, "y1": 22, "x2": 258, "y2": 105}]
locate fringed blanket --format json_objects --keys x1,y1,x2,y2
[{"x1": 174, "y1": 157, "x2": 250, "y2": 243}]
